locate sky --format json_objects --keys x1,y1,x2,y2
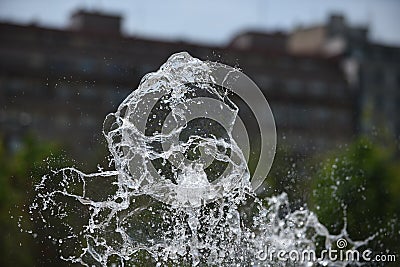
[{"x1": 0, "y1": 0, "x2": 399, "y2": 46}]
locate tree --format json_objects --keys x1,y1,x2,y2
[{"x1": 0, "y1": 134, "x2": 72, "y2": 267}]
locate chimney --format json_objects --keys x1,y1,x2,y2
[
  {"x1": 69, "y1": 10, "x2": 122, "y2": 35},
  {"x1": 328, "y1": 13, "x2": 346, "y2": 36}
]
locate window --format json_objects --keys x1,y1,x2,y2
[
  {"x1": 56, "y1": 83, "x2": 71, "y2": 99},
  {"x1": 286, "y1": 79, "x2": 302, "y2": 94},
  {"x1": 308, "y1": 81, "x2": 325, "y2": 96}
]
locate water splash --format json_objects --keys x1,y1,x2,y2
[{"x1": 29, "y1": 52, "x2": 370, "y2": 266}]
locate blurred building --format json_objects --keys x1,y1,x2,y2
[
  {"x1": 288, "y1": 14, "x2": 368, "y2": 57},
  {"x1": 289, "y1": 14, "x2": 400, "y2": 142},
  {"x1": 228, "y1": 30, "x2": 287, "y2": 52},
  {"x1": 356, "y1": 44, "x2": 400, "y2": 141},
  {"x1": 1, "y1": 10, "x2": 390, "y2": 161}
]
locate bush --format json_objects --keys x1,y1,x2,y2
[{"x1": 309, "y1": 137, "x2": 400, "y2": 258}]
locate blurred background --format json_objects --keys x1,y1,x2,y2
[{"x1": 0, "y1": 0, "x2": 399, "y2": 266}]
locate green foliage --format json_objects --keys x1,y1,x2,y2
[
  {"x1": 309, "y1": 137, "x2": 400, "y2": 254},
  {"x1": 2, "y1": 133, "x2": 399, "y2": 266},
  {"x1": 0, "y1": 134, "x2": 71, "y2": 267}
]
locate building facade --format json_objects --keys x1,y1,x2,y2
[
  {"x1": 289, "y1": 13, "x2": 400, "y2": 143},
  {"x1": 0, "y1": 11, "x2": 360, "y2": 161}
]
